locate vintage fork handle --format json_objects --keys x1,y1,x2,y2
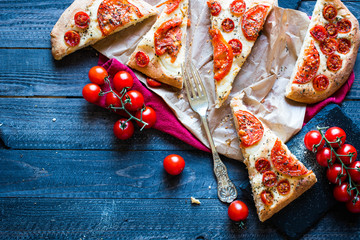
[{"x1": 200, "y1": 116, "x2": 237, "y2": 203}]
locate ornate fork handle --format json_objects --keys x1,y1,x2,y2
[{"x1": 200, "y1": 116, "x2": 237, "y2": 203}]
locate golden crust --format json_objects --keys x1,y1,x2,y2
[
  {"x1": 286, "y1": 0, "x2": 360, "y2": 104},
  {"x1": 50, "y1": 0, "x2": 157, "y2": 60}
]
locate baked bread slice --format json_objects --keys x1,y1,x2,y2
[
  {"x1": 207, "y1": 0, "x2": 275, "y2": 108},
  {"x1": 286, "y1": 0, "x2": 360, "y2": 104},
  {"x1": 127, "y1": 0, "x2": 188, "y2": 89},
  {"x1": 51, "y1": 0, "x2": 157, "y2": 60},
  {"x1": 230, "y1": 93, "x2": 317, "y2": 222}
]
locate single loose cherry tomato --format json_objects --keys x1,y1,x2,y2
[
  {"x1": 228, "y1": 200, "x2": 249, "y2": 222},
  {"x1": 163, "y1": 154, "x2": 185, "y2": 175},
  {"x1": 123, "y1": 90, "x2": 145, "y2": 112},
  {"x1": 105, "y1": 91, "x2": 121, "y2": 108},
  {"x1": 336, "y1": 144, "x2": 357, "y2": 165},
  {"x1": 135, "y1": 106, "x2": 157, "y2": 129},
  {"x1": 325, "y1": 127, "x2": 346, "y2": 148},
  {"x1": 146, "y1": 78, "x2": 162, "y2": 87},
  {"x1": 348, "y1": 161, "x2": 360, "y2": 182},
  {"x1": 326, "y1": 163, "x2": 347, "y2": 184},
  {"x1": 304, "y1": 130, "x2": 325, "y2": 152},
  {"x1": 113, "y1": 71, "x2": 134, "y2": 92},
  {"x1": 113, "y1": 119, "x2": 134, "y2": 140},
  {"x1": 316, "y1": 147, "x2": 336, "y2": 167},
  {"x1": 82, "y1": 83, "x2": 101, "y2": 103},
  {"x1": 88, "y1": 66, "x2": 108, "y2": 85},
  {"x1": 346, "y1": 196, "x2": 360, "y2": 213},
  {"x1": 333, "y1": 183, "x2": 353, "y2": 202}
]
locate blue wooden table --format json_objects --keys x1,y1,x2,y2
[{"x1": 0, "y1": 0, "x2": 359, "y2": 239}]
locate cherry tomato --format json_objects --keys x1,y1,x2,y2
[
  {"x1": 255, "y1": 157, "x2": 271, "y2": 173},
  {"x1": 64, "y1": 30, "x2": 80, "y2": 47},
  {"x1": 348, "y1": 161, "x2": 360, "y2": 182},
  {"x1": 316, "y1": 147, "x2": 336, "y2": 167},
  {"x1": 310, "y1": 25, "x2": 328, "y2": 42},
  {"x1": 333, "y1": 183, "x2": 353, "y2": 202},
  {"x1": 74, "y1": 11, "x2": 90, "y2": 29},
  {"x1": 325, "y1": 127, "x2": 346, "y2": 148},
  {"x1": 113, "y1": 119, "x2": 134, "y2": 140},
  {"x1": 146, "y1": 78, "x2": 162, "y2": 87},
  {"x1": 260, "y1": 190, "x2": 273, "y2": 206},
  {"x1": 326, "y1": 163, "x2": 347, "y2": 184},
  {"x1": 230, "y1": 0, "x2": 246, "y2": 16},
  {"x1": 105, "y1": 91, "x2": 121, "y2": 108},
  {"x1": 262, "y1": 171, "x2": 277, "y2": 187},
  {"x1": 82, "y1": 83, "x2": 101, "y2": 103},
  {"x1": 234, "y1": 110, "x2": 264, "y2": 148},
  {"x1": 277, "y1": 179, "x2": 291, "y2": 195},
  {"x1": 135, "y1": 51, "x2": 150, "y2": 67},
  {"x1": 337, "y1": 18, "x2": 352, "y2": 34},
  {"x1": 346, "y1": 196, "x2": 360, "y2": 213},
  {"x1": 207, "y1": 0, "x2": 221, "y2": 16},
  {"x1": 323, "y1": 4, "x2": 337, "y2": 21},
  {"x1": 228, "y1": 200, "x2": 249, "y2": 222},
  {"x1": 163, "y1": 154, "x2": 185, "y2": 175},
  {"x1": 304, "y1": 130, "x2": 324, "y2": 152},
  {"x1": 135, "y1": 106, "x2": 157, "y2": 129},
  {"x1": 113, "y1": 71, "x2": 133, "y2": 92},
  {"x1": 88, "y1": 66, "x2": 108, "y2": 85},
  {"x1": 221, "y1": 18, "x2": 235, "y2": 32},
  {"x1": 123, "y1": 90, "x2": 145, "y2": 112},
  {"x1": 336, "y1": 144, "x2": 357, "y2": 165}
]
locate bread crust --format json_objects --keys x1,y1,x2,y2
[
  {"x1": 50, "y1": 0, "x2": 157, "y2": 60},
  {"x1": 286, "y1": 0, "x2": 360, "y2": 104}
]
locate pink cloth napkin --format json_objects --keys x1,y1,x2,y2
[{"x1": 97, "y1": 55, "x2": 210, "y2": 152}]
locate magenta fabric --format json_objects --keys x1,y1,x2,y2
[{"x1": 96, "y1": 55, "x2": 210, "y2": 152}]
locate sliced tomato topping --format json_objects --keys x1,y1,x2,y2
[
  {"x1": 260, "y1": 190, "x2": 273, "y2": 206},
  {"x1": 74, "y1": 11, "x2": 90, "y2": 29},
  {"x1": 255, "y1": 158, "x2": 271, "y2": 174},
  {"x1": 154, "y1": 18, "x2": 183, "y2": 63},
  {"x1": 207, "y1": 0, "x2": 221, "y2": 16},
  {"x1": 221, "y1": 18, "x2": 235, "y2": 32},
  {"x1": 277, "y1": 179, "x2": 290, "y2": 195},
  {"x1": 323, "y1": 4, "x2": 337, "y2": 21},
  {"x1": 228, "y1": 39, "x2": 242, "y2": 56},
  {"x1": 327, "y1": 54, "x2": 342, "y2": 71},
  {"x1": 241, "y1": 5, "x2": 270, "y2": 41},
  {"x1": 97, "y1": 0, "x2": 143, "y2": 36},
  {"x1": 209, "y1": 28, "x2": 233, "y2": 81},
  {"x1": 337, "y1": 18, "x2": 352, "y2": 33},
  {"x1": 337, "y1": 38, "x2": 351, "y2": 54},
  {"x1": 320, "y1": 38, "x2": 338, "y2": 55},
  {"x1": 64, "y1": 30, "x2": 80, "y2": 47},
  {"x1": 271, "y1": 139, "x2": 310, "y2": 177},
  {"x1": 325, "y1": 23, "x2": 338, "y2": 38},
  {"x1": 157, "y1": 0, "x2": 181, "y2": 14},
  {"x1": 313, "y1": 74, "x2": 329, "y2": 91},
  {"x1": 262, "y1": 171, "x2": 277, "y2": 187},
  {"x1": 146, "y1": 78, "x2": 162, "y2": 87},
  {"x1": 230, "y1": 0, "x2": 246, "y2": 16},
  {"x1": 135, "y1": 51, "x2": 150, "y2": 67},
  {"x1": 310, "y1": 25, "x2": 328, "y2": 42},
  {"x1": 234, "y1": 110, "x2": 264, "y2": 148},
  {"x1": 293, "y1": 41, "x2": 320, "y2": 84}
]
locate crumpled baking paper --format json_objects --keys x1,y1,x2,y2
[{"x1": 93, "y1": 2, "x2": 310, "y2": 161}]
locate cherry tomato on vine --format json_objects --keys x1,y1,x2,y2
[
  {"x1": 88, "y1": 66, "x2": 108, "y2": 85},
  {"x1": 228, "y1": 200, "x2": 249, "y2": 222},
  {"x1": 135, "y1": 106, "x2": 157, "y2": 129},
  {"x1": 113, "y1": 71, "x2": 134, "y2": 92},
  {"x1": 123, "y1": 90, "x2": 144, "y2": 112},
  {"x1": 333, "y1": 183, "x2": 353, "y2": 202},
  {"x1": 113, "y1": 119, "x2": 134, "y2": 140},
  {"x1": 316, "y1": 147, "x2": 336, "y2": 167},
  {"x1": 325, "y1": 127, "x2": 346, "y2": 148},
  {"x1": 146, "y1": 78, "x2": 162, "y2": 87},
  {"x1": 326, "y1": 163, "x2": 347, "y2": 184},
  {"x1": 348, "y1": 161, "x2": 360, "y2": 182},
  {"x1": 304, "y1": 130, "x2": 325, "y2": 152},
  {"x1": 105, "y1": 91, "x2": 121, "y2": 108},
  {"x1": 346, "y1": 196, "x2": 360, "y2": 213},
  {"x1": 82, "y1": 83, "x2": 101, "y2": 103},
  {"x1": 336, "y1": 144, "x2": 357, "y2": 165},
  {"x1": 163, "y1": 154, "x2": 185, "y2": 175}
]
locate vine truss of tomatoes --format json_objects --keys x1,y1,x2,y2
[
  {"x1": 82, "y1": 66, "x2": 157, "y2": 140},
  {"x1": 304, "y1": 126, "x2": 360, "y2": 213}
]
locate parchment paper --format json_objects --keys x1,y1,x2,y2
[{"x1": 94, "y1": 3, "x2": 311, "y2": 161}]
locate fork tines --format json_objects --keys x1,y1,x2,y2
[{"x1": 182, "y1": 62, "x2": 207, "y2": 99}]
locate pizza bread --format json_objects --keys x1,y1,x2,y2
[
  {"x1": 230, "y1": 93, "x2": 317, "y2": 222},
  {"x1": 127, "y1": 0, "x2": 188, "y2": 89},
  {"x1": 286, "y1": 0, "x2": 360, "y2": 104},
  {"x1": 51, "y1": 0, "x2": 157, "y2": 60},
  {"x1": 208, "y1": 0, "x2": 276, "y2": 108}
]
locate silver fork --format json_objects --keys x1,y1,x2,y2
[{"x1": 182, "y1": 62, "x2": 237, "y2": 203}]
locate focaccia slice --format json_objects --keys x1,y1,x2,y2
[
  {"x1": 230, "y1": 93, "x2": 317, "y2": 222},
  {"x1": 286, "y1": 0, "x2": 360, "y2": 104},
  {"x1": 51, "y1": 0, "x2": 157, "y2": 60},
  {"x1": 127, "y1": 0, "x2": 188, "y2": 89}
]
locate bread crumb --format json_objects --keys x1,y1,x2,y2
[{"x1": 191, "y1": 197, "x2": 201, "y2": 205}]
